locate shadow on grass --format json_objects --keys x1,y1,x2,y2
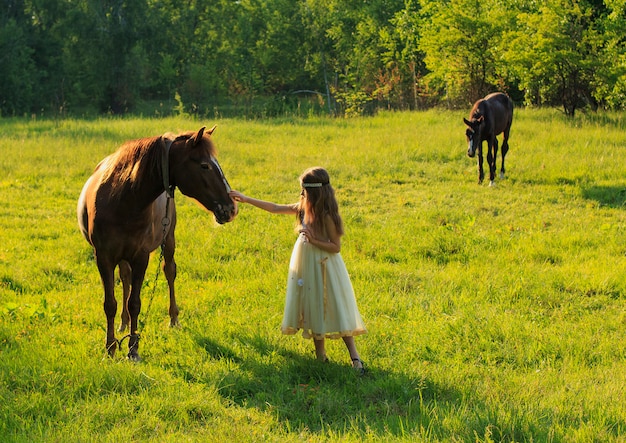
[
  {"x1": 581, "y1": 185, "x2": 626, "y2": 209},
  {"x1": 191, "y1": 331, "x2": 547, "y2": 441}
]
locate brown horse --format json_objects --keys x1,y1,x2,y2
[
  {"x1": 77, "y1": 126, "x2": 237, "y2": 360},
  {"x1": 463, "y1": 92, "x2": 514, "y2": 185}
]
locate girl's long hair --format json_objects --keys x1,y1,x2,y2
[{"x1": 297, "y1": 167, "x2": 343, "y2": 236}]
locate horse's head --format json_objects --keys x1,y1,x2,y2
[
  {"x1": 169, "y1": 126, "x2": 238, "y2": 224},
  {"x1": 463, "y1": 115, "x2": 484, "y2": 158}
]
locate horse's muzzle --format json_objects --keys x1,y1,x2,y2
[
  {"x1": 467, "y1": 142, "x2": 476, "y2": 158},
  {"x1": 214, "y1": 201, "x2": 238, "y2": 224}
]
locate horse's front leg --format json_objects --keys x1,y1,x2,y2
[
  {"x1": 477, "y1": 144, "x2": 484, "y2": 184},
  {"x1": 118, "y1": 260, "x2": 131, "y2": 332},
  {"x1": 127, "y1": 255, "x2": 150, "y2": 361},
  {"x1": 487, "y1": 137, "x2": 498, "y2": 186},
  {"x1": 97, "y1": 258, "x2": 118, "y2": 357},
  {"x1": 163, "y1": 229, "x2": 179, "y2": 327}
]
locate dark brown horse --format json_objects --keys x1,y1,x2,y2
[
  {"x1": 77, "y1": 126, "x2": 237, "y2": 360},
  {"x1": 463, "y1": 92, "x2": 514, "y2": 185}
]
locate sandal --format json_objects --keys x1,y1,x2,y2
[{"x1": 351, "y1": 358, "x2": 365, "y2": 376}]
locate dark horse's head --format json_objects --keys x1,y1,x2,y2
[
  {"x1": 168, "y1": 126, "x2": 238, "y2": 224},
  {"x1": 463, "y1": 114, "x2": 484, "y2": 158}
]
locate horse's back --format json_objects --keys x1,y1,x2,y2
[
  {"x1": 485, "y1": 93, "x2": 513, "y2": 114},
  {"x1": 485, "y1": 92, "x2": 513, "y2": 133}
]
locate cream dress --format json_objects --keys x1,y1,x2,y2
[{"x1": 281, "y1": 230, "x2": 366, "y2": 339}]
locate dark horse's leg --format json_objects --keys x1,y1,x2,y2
[
  {"x1": 118, "y1": 260, "x2": 131, "y2": 332},
  {"x1": 477, "y1": 143, "x2": 484, "y2": 184},
  {"x1": 500, "y1": 125, "x2": 511, "y2": 179},
  {"x1": 163, "y1": 230, "x2": 179, "y2": 327},
  {"x1": 127, "y1": 254, "x2": 150, "y2": 361},
  {"x1": 97, "y1": 257, "x2": 118, "y2": 357},
  {"x1": 487, "y1": 137, "x2": 499, "y2": 185}
]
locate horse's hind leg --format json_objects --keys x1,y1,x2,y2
[
  {"x1": 500, "y1": 126, "x2": 511, "y2": 179},
  {"x1": 118, "y1": 261, "x2": 131, "y2": 332},
  {"x1": 127, "y1": 255, "x2": 150, "y2": 361},
  {"x1": 163, "y1": 230, "x2": 179, "y2": 327},
  {"x1": 97, "y1": 259, "x2": 118, "y2": 357}
]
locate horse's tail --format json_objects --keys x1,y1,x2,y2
[{"x1": 77, "y1": 175, "x2": 94, "y2": 244}]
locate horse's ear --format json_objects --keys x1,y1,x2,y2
[
  {"x1": 189, "y1": 127, "x2": 206, "y2": 146},
  {"x1": 477, "y1": 116, "x2": 484, "y2": 124},
  {"x1": 463, "y1": 118, "x2": 471, "y2": 127},
  {"x1": 207, "y1": 125, "x2": 217, "y2": 135}
]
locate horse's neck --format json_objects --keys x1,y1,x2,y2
[
  {"x1": 135, "y1": 142, "x2": 169, "y2": 206},
  {"x1": 109, "y1": 166, "x2": 165, "y2": 212},
  {"x1": 139, "y1": 170, "x2": 167, "y2": 206}
]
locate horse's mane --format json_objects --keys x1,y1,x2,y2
[
  {"x1": 98, "y1": 130, "x2": 216, "y2": 197},
  {"x1": 99, "y1": 135, "x2": 163, "y2": 195},
  {"x1": 470, "y1": 100, "x2": 486, "y2": 121}
]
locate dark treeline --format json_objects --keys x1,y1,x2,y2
[{"x1": 2, "y1": 0, "x2": 625, "y2": 118}]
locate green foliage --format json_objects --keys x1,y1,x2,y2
[
  {"x1": 4, "y1": 0, "x2": 626, "y2": 116},
  {"x1": 503, "y1": 0, "x2": 608, "y2": 115},
  {"x1": 0, "y1": 111, "x2": 625, "y2": 441},
  {"x1": 594, "y1": 0, "x2": 626, "y2": 109},
  {"x1": 418, "y1": 0, "x2": 509, "y2": 105},
  {"x1": 0, "y1": 19, "x2": 35, "y2": 116}
]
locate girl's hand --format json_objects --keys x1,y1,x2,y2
[
  {"x1": 299, "y1": 227, "x2": 310, "y2": 242},
  {"x1": 229, "y1": 190, "x2": 246, "y2": 203},
  {"x1": 302, "y1": 214, "x2": 342, "y2": 253},
  {"x1": 299, "y1": 227, "x2": 317, "y2": 244}
]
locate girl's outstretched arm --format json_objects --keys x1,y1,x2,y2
[{"x1": 229, "y1": 190, "x2": 297, "y2": 215}]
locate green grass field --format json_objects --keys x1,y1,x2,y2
[{"x1": 0, "y1": 110, "x2": 624, "y2": 442}]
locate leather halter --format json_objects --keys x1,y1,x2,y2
[
  {"x1": 160, "y1": 134, "x2": 232, "y2": 203},
  {"x1": 161, "y1": 137, "x2": 175, "y2": 198}
]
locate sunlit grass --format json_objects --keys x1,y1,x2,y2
[{"x1": 1, "y1": 109, "x2": 625, "y2": 442}]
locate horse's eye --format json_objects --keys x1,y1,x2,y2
[{"x1": 201, "y1": 162, "x2": 212, "y2": 170}]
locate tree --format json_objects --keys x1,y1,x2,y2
[
  {"x1": 504, "y1": 0, "x2": 607, "y2": 115},
  {"x1": 389, "y1": 0, "x2": 427, "y2": 109},
  {"x1": 315, "y1": 0, "x2": 409, "y2": 115},
  {"x1": 0, "y1": 20, "x2": 35, "y2": 115},
  {"x1": 418, "y1": 0, "x2": 511, "y2": 106},
  {"x1": 594, "y1": 0, "x2": 626, "y2": 109}
]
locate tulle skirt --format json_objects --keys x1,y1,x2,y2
[{"x1": 281, "y1": 234, "x2": 367, "y2": 339}]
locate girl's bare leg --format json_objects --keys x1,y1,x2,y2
[
  {"x1": 342, "y1": 336, "x2": 363, "y2": 370},
  {"x1": 314, "y1": 338, "x2": 327, "y2": 361}
]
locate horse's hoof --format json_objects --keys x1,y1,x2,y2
[
  {"x1": 127, "y1": 352, "x2": 141, "y2": 362},
  {"x1": 106, "y1": 340, "x2": 117, "y2": 357},
  {"x1": 489, "y1": 181, "x2": 496, "y2": 187},
  {"x1": 170, "y1": 319, "x2": 181, "y2": 328},
  {"x1": 126, "y1": 333, "x2": 141, "y2": 361}
]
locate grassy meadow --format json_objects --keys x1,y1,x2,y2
[{"x1": 0, "y1": 109, "x2": 625, "y2": 442}]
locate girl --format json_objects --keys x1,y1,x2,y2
[{"x1": 229, "y1": 167, "x2": 366, "y2": 374}]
